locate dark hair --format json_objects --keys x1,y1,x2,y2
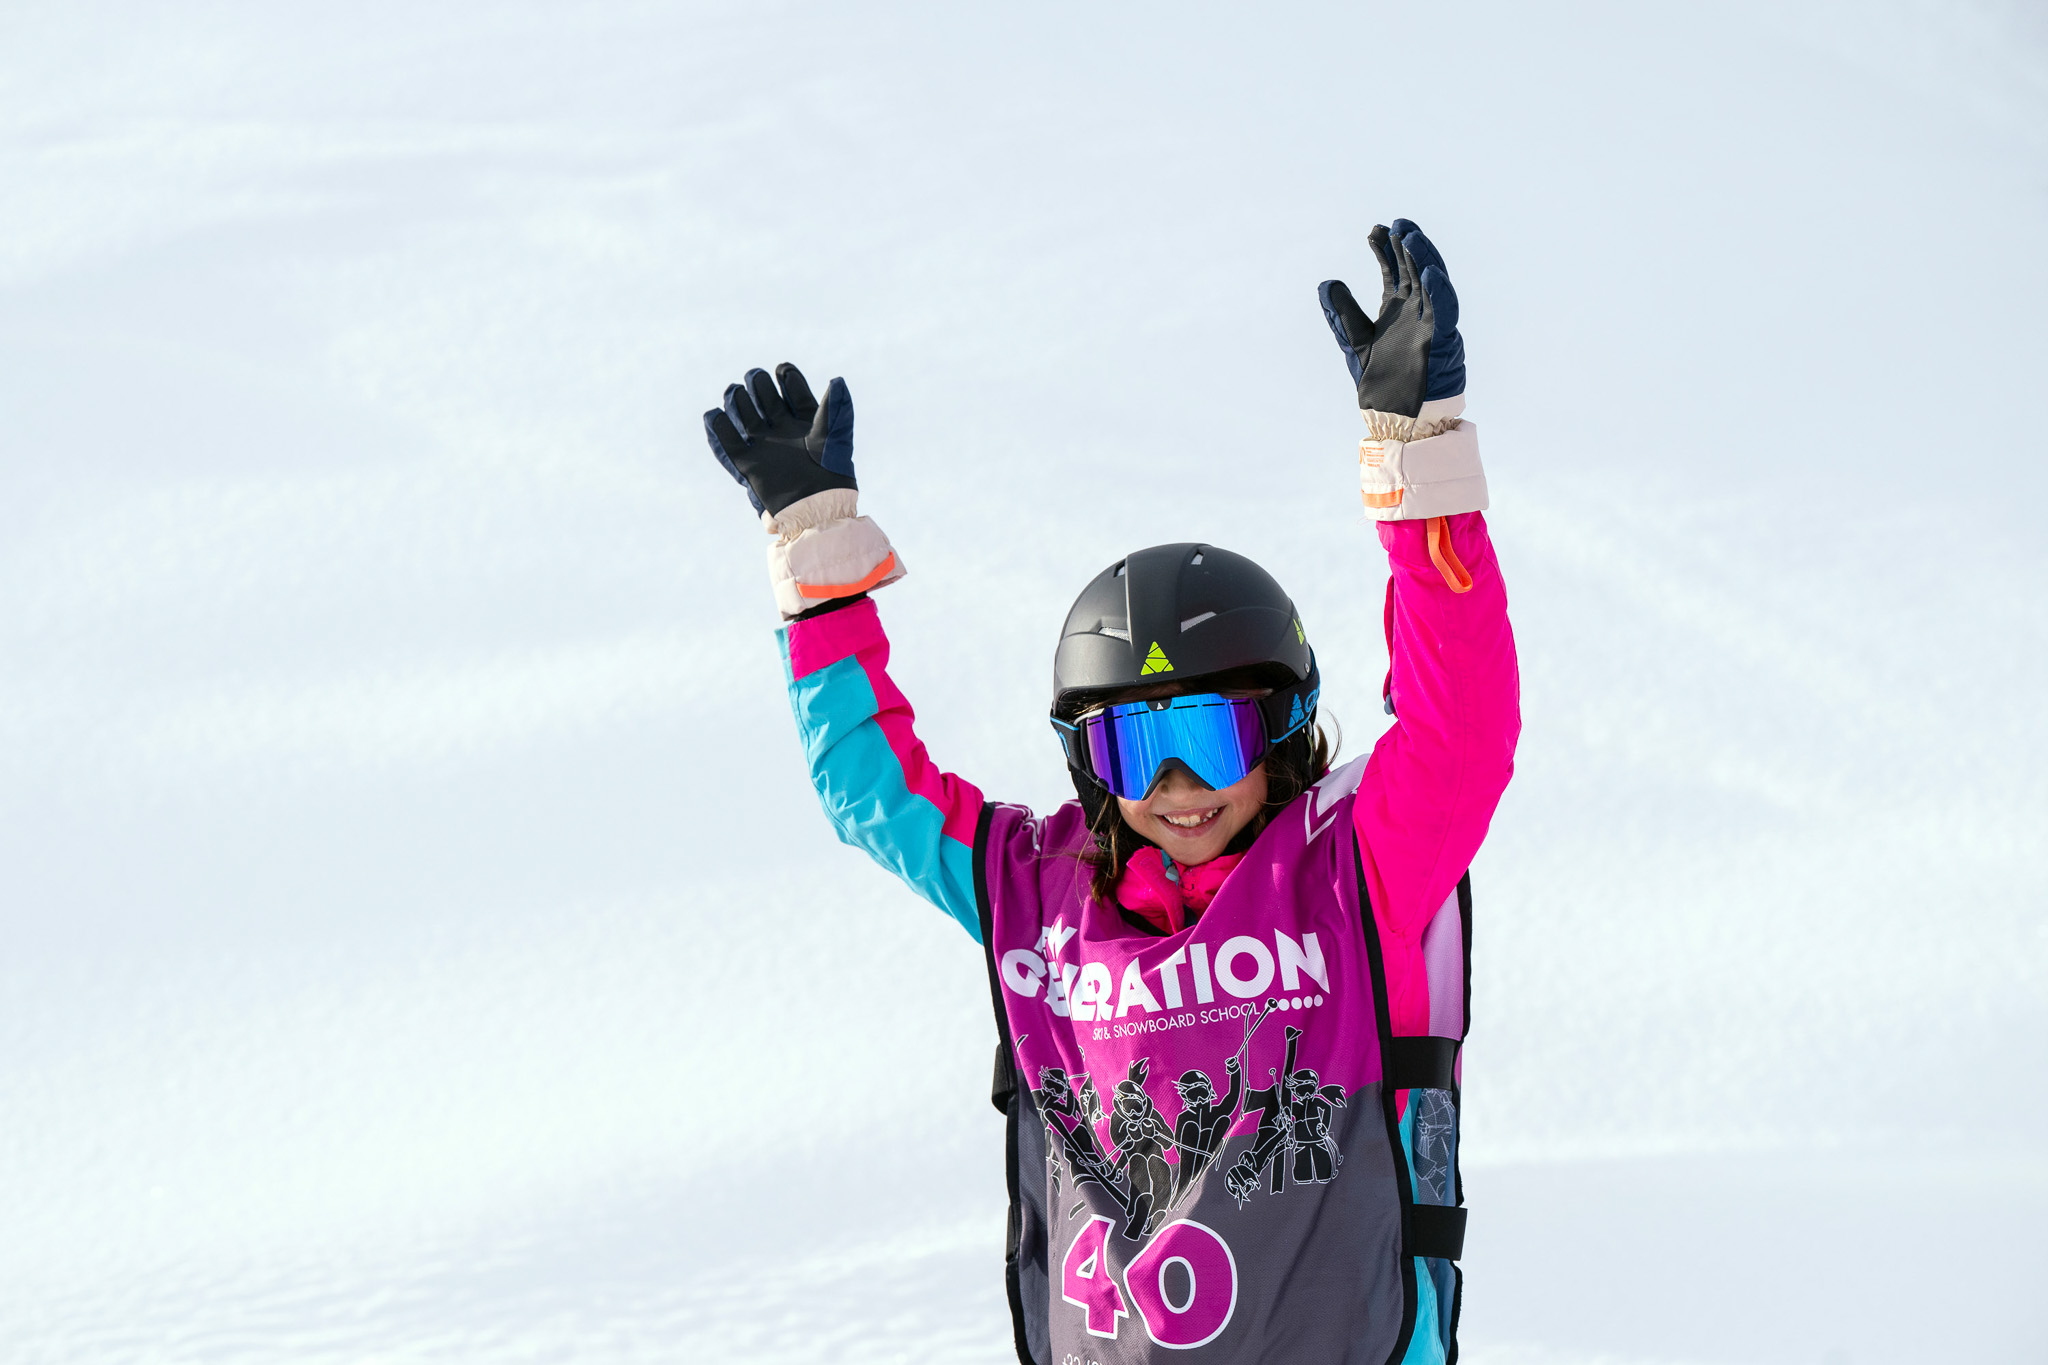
[{"x1": 1073, "y1": 712, "x2": 1339, "y2": 911}]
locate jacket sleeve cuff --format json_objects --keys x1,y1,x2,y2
[
  {"x1": 782, "y1": 593, "x2": 885, "y2": 680},
  {"x1": 763, "y1": 489, "x2": 907, "y2": 621},
  {"x1": 1357, "y1": 393, "x2": 1488, "y2": 522}
]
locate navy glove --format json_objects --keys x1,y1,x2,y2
[
  {"x1": 704, "y1": 363, "x2": 856, "y2": 517},
  {"x1": 1317, "y1": 219, "x2": 1466, "y2": 418}
]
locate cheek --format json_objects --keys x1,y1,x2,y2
[
  {"x1": 1117, "y1": 797, "x2": 1148, "y2": 828},
  {"x1": 1231, "y1": 771, "x2": 1270, "y2": 821}
]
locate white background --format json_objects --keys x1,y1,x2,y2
[{"x1": 2, "y1": 2, "x2": 2044, "y2": 1361}]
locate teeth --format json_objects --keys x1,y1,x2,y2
[{"x1": 1161, "y1": 810, "x2": 1216, "y2": 828}]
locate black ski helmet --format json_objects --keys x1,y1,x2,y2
[{"x1": 1051, "y1": 543, "x2": 1320, "y2": 813}]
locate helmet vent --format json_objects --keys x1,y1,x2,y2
[
  {"x1": 1179, "y1": 612, "x2": 1216, "y2": 632},
  {"x1": 1113, "y1": 561, "x2": 1127, "y2": 577},
  {"x1": 1097, "y1": 626, "x2": 1131, "y2": 641},
  {"x1": 1190, "y1": 552, "x2": 1205, "y2": 565}
]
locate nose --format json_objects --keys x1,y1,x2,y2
[{"x1": 1146, "y1": 764, "x2": 1213, "y2": 800}]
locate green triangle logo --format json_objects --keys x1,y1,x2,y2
[{"x1": 1140, "y1": 641, "x2": 1174, "y2": 675}]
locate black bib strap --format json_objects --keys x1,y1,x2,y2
[
  {"x1": 1407, "y1": 1204, "x2": 1467, "y2": 1261},
  {"x1": 989, "y1": 1040, "x2": 1016, "y2": 1113},
  {"x1": 1387, "y1": 1034, "x2": 1460, "y2": 1092}
]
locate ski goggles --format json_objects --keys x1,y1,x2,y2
[{"x1": 1052, "y1": 693, "x2": 1270, "y2": 801}]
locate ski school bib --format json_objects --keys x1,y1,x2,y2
[{"x1": 974, "y1": 757, "x2": 1470, "y2": 1365}]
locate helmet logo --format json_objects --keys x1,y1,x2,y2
[
  {"x1": 1140, "y1": 642, "x2": 1174, "y2": 675},
  {"x1": 1294, "y1": 617, "x2": 1306, "y2": 644}
]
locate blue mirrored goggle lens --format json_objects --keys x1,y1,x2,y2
[{"x1": 1080, "y1": 694, "x2": 1267, "y2": 800}]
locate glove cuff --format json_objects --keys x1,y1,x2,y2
[
  {"x1": 761, "y1": 487, "x2": 860, "y2": 539},
  {"x1": 764, "y1": 489, "x2": 906, "y2": 621},
  {"x1": 1360, "y1": 393, "x2": 1465, "y2": 440},
  {"x1": 1357, "y1": 394, "x2": 1487, "y2": 522}
]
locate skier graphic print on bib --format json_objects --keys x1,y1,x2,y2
[
  {"x1": 982, "y1": 758, "x2": 1414, "y2": 1362},
  {"x1": 1034, "y1": 1002, "x2": 1285, "y2": 1240},
  {"x1": 1222, "y1": 1024, "x2": 1347, "y2": 1204}
]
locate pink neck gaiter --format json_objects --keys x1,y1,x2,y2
[{"x1": 1114, "y1": 846, "x2": 1244, "y2": 934}]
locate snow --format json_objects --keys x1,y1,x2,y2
[{"x1": 2, "y1": 1, "x2": 2044, "y2": 1360}]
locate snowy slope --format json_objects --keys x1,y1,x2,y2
[{"x1": 1, "y1": 2, "x2": 2043, "y2": 1361}]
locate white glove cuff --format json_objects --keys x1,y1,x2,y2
[
  {"x1": 763, "y1": 489, "x2": 906, "y2": 620},
  {"x1": 1357, "y1": 394, "x2": 1489, "y2": 522}
]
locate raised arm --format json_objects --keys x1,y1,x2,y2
[
  {"x1": 1319, "y1": 222, "x2": 1522, "y2": 947},
  {"x1": 781, "y1": 596, "x2": 985, "y2": 938},
  {"x1": 1361, "y1": 511, "x2": 1517, "y2": 940},
  {"x1": 705, "y1": 364, "x2": 986, "y2": 940}
]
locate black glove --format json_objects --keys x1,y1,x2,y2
[
  {"x1": 703, "y1": 363, "x2": 856, "y2": 517},
  {"x1": 1317, "y1": 219, "x2": 1465, "y2": 419}
]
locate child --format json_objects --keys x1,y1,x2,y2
[{"x1": 705, "y1": 220, "x2": 1519, "y2": 1364}]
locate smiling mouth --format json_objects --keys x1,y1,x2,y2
[{"x1": 1157, "y1": 807, "x2": 1223, "y2": 833}]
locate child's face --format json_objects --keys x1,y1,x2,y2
[{"x1": 1116, "y1": 759, "x2": 1268, "y2": 867}]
